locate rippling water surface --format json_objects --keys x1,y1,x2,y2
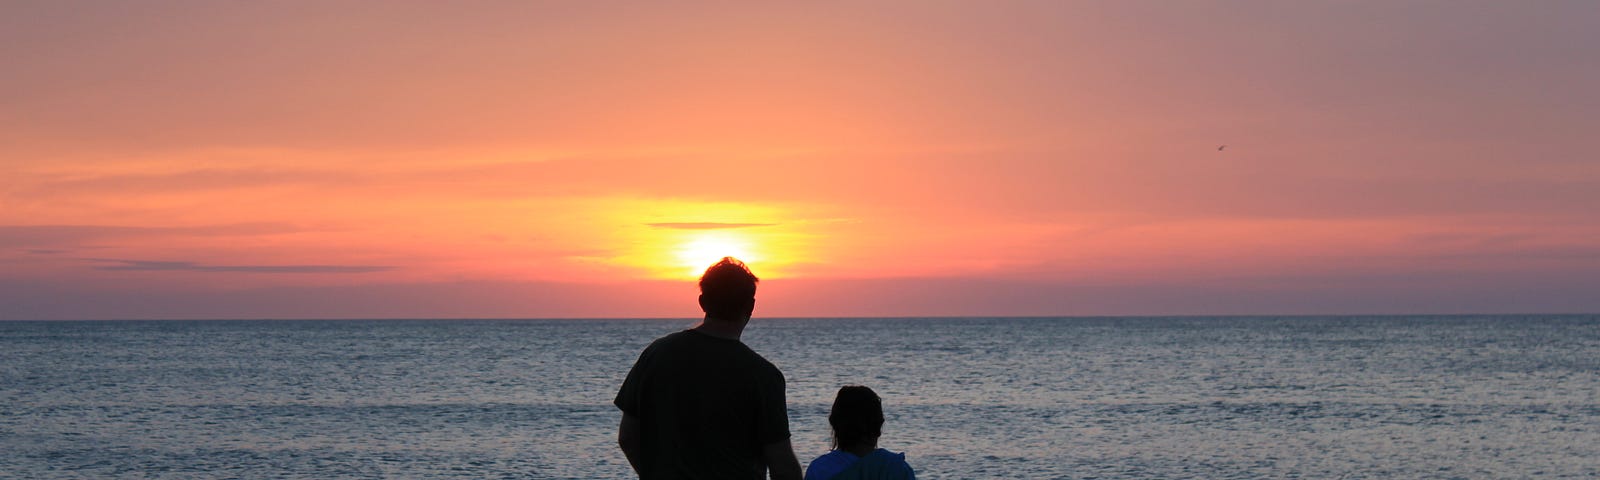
[{"x1": 2, "y1": 316, "x2": 1597, "y2": 478}]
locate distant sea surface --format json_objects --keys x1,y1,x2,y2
[{"x1": 3, "y1": 316, "x2": 1598, "y2": 479}]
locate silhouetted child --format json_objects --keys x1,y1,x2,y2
[{"x1": 803, "y1": 385, "x2": 916, "y2": 480}]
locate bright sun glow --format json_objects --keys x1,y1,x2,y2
[{"x1": 675, "y1": 232, "x2": 758, "y2": 277}]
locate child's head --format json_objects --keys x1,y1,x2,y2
[{"x1": 828, "y1": 385, "x2": 884, "y2": 450}]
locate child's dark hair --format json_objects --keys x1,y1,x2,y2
[{"x1": 828, "y1": 385, "x2": 884, "y2": 450}]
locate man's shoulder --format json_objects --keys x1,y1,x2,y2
[
  {"x1": 669, "y1": 328, "x2": 715, "y2": 341},
  {"x1": 645, "y1": 329, "x2": 781, "y2": 373},
  {"x1": 642, "y1": 329, "x2": 709, "y2": 352},
  {"x1": 649, "y1": 329, "x2": 694, "y2": 345},
  {"x1": 750, "y1": 349, "x2": 782, "y2": 374}
]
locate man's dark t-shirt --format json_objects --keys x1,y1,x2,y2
[{"x1": 615, "y1": 329, "x2": 790, "y2": 480}]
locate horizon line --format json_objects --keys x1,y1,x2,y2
[{"x1": 3, "y1": 312, "x2": 1596, "y2": 322}]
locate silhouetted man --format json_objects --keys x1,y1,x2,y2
[{"x1": 616, "y1": 257, "x2": 802, "y2": 480}]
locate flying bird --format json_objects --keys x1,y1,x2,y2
[{"x1": 1217, "y1": 145, "x2": 1227, "y2": 151}]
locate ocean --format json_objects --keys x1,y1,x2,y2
[{"x1": 2, "y1": 316, "x2": 1597, "y2": 479}]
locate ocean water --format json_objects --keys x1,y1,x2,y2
[{"x1": 2, "y1": 316, "x2": 1597, "y2": 479}]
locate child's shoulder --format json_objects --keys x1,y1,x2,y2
[
  {"x1": 804, "y1": 450, "x2": 859, "y2": 480},
  {"x1": 869, "y1": 448, "x2": 916, "y2": 475},
  {"x1": 811, "y1": 449, "x2": 858, "y2": 464}
]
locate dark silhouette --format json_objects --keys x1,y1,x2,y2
[
  {"x1": 803, "y1": 386, "x2": 916, "y2": 480},
  {"x1": 616, "y1": 257, "x2": 802, "y2": 479}
]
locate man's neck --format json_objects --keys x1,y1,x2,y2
[{"x1": 691, "y1": 316, "x2": 746, "y2": 340}]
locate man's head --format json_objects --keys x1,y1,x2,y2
[{"x1": 698, "y1": 257, "x2": 759, "y2": 321}]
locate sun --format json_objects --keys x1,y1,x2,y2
[{"x1": 674, "y1": 232, "x2": 757, "y2": 277}]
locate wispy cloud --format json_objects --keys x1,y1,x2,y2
[
  {"x1": 0, "y1": 223, "x2": 305, "y2": 247},
  {"x1": 15, "y1": 168, "x2": 360, "y2": 196},
  {"x1": 90, "y1": 259, "x2": 393, "y2": 274},
  {"x1": 646, "y1": 222, "x2": 778, "y2": 230}
]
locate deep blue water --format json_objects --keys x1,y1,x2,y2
[{"x1": 2, "y1": 316, "x2": 1597, "y2": 478}]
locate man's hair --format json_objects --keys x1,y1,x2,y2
[
  {"x1": 828, "y1": 385, "x2": 884, "y2": 450},
  {"x1": 698, "y1": 257, "x2": 758, "y2": 319}
]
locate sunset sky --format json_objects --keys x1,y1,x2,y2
[{"x1": 4, "y1": 1, "x2": 1598, "y2": 319}]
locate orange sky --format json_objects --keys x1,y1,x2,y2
[{"x1": 3, "y1": 2, "x2": 1598, "y2": 319}]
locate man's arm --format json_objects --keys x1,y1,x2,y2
[
  {"x1": 760, "y1": 439, "x2": 802, "y2": 480},
  {"x1": 618, "y1": 412, "x2": 644, "y2": 475}
]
